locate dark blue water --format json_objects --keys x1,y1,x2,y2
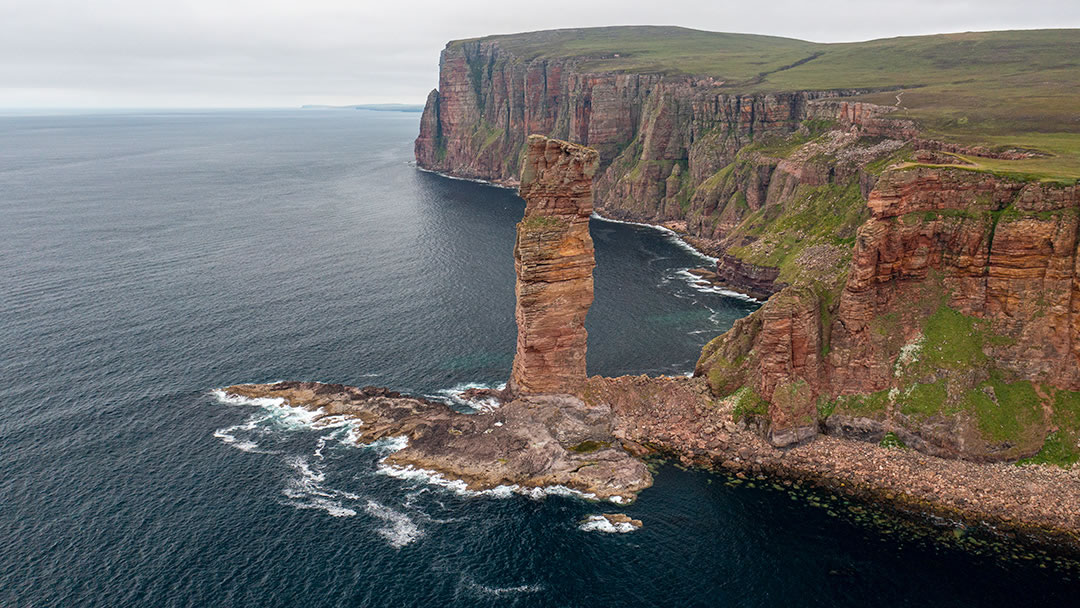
[{"x1": 1, "y1": 109, "x2": 1075, "y2": 607}]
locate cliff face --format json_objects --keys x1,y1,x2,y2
[
  {"x1": 416, "y1": 34, "x2": 1080, "y2": 466},
  {"x1": 414, "y1": 40, "x2": 907, "y2": 217},
  {"x1": 699, "y1": 167, "x2": 1080, "y2": 460},
  {"x1": 415, "y1": 40, "x2": 658, "y2": 183},
  {"x1": 830, "y1": 169, "x2": 1080, "y2": 395},
  {"x1": 508, "y1": 136, "x2": 599, "y2": 397}
]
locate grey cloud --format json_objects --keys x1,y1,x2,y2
[{"x1": 0, "y1": 0, "x2": 1077, "y2": 107}]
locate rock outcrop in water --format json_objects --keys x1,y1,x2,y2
[
  {"x1": 508, "y1": 135, "x2": 599, "y2": 398},
  {"x1": 222, "y1": 136, "x2": 650, "y2": 501},
  {"x1": 222, "y1": 381, "x2": 649, "y2": 501}
]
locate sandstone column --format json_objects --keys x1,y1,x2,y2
[{"x1": 507, "y1": 135, "x2": 600, "y2": 397}]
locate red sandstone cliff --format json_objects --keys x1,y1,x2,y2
[
  {"x1": 508, "y1": 136, "x2": 600, "y2": 397},
  {"x1": 415, "y1": 34, "x2": 1080, "y2": 465},
  {"x1": 698, "y1": 166, "x2": 1080, "y2": 459},
  {"x1": 414, "y1": 39, "x2": 909, "y2": 227}
]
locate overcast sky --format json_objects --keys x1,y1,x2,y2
[{"x1": 2, "y1": 0, "x2": 1077, "y2": 108}]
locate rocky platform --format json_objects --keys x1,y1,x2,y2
[
  {"x1": 588, "y1": 374, "x2": 1080, "y2": 553},
  {"x1": 223, "y1": 381, "x2": 651, "y2": 502},
  {"x1": 218, "y1": 136, "x2": 652, "y2": 502}
]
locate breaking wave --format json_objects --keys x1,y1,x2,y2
[
  {"x1": 579, "y1": 514, "x2": 639, "y2": 534},
  {"x1": 590, "y1": 212, "x2": 719, "y2": 264},
  {"x1": 672, "y1": 269, "x2": 761, "y2": 303},
  {"x1": 426, "y1": 381, "x2": 506, "y2": 413},
  {"x1": 364, "y1": 500, "x2": 424, "y2": 548}
]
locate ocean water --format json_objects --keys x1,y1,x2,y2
[{"x1": 0, "y1": 109, "x2": 1075, "y2": 607}]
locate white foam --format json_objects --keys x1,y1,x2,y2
[
  {"x1": 278, "y1": 455, "x2": 360, "y2": 517},
  {"x1": 212, "y1": 388, "x2": 358, "y2": 433},
  {"x1": 377, "y1": 463, "x2": 476, "y2": 495},
  {"x1": 578, "y1": 514, "x2": 638, "y2": 534},
  {"x1": 213, "y1": 427, "x2": 261, "y2": 453},
  {"x1": 377, "y1": 463, "x2": 597, "y2": 501},
  {"x1": 590, "y1": 212, "x2": 719, "y2": 264},
  {"x1": 287, "y1": 455, "x2": 326, "y2": 486},
  {"x1": 364, "y1": 500, "x2": 424, "y2": 548},
  {"x1": 465, "y1": 580, "x2": 545, "y2": 597},
  {"x1": 427, "y1": 381, "x2": 506, "y2": 413},
  {"x1": 673, "y1": 269, "x2": 762, "y2": 303},
  {"x1": 211, "y1": 389, "x2": 286, "y2": 409},
  {"x1": 282, "y1": 498, "x2": 357, "y2": 518},
  {"x1": 416, "y1": 165, "x2": 518, "y2": 190},
  {"x1": 365, "y1": 435, "x2": 409, "y2": 454}
]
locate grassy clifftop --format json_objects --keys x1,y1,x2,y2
[{"x1": 455, "y1": 26, "x2": 1080, "y2": 171}]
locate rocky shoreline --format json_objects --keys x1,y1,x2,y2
[
  {"x1": 222, "y1": 381, "x2": 651, "y2": 502},
  {"x1": 222, "y1": 134, "x2": 1080, "y2": 559},
  {"x1": 589, "y1": 374, "x2": 1080, "y2": 555},
  {"x1": 219, "y1": 375, "x2": 1080, "y2": 555}
]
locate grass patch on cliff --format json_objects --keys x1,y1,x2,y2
[
  {"x1": 961, "y1": 375, "x2": 1043, "y2": 444},
  {"x1": 879, "y1": 432, "x2": 907, "y2": 449},
  {"x1": 728, "y1": 180, "x2": 866, "y2": 286},
  {"x1": 833, "y1": 389, "x2": 891, "y2": 416},
  {"x1": 1019, "y1": 431, "x2": 1080, "y2": 467},
  {"x1": 706, "y1": 354, "x2": 745, "y2": 397},
  {"x1": 1021, "y1": 390, "x2": 1080, "y2": 467},
  {"x1": 920, "y1": 306, "x2": 991, "y2": 369},
  {"x1": 898, "y1": 380, "x2": 952, "y2": 419},
  {"x1": 731, "y1": 387, "x2": 769, "y2": 423}
]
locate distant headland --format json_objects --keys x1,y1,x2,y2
[{"x1": 302, "y1": 103, "x2": 424, "y2": 112}]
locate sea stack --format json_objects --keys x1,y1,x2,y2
[{"x1": 508, "y1": 135, "x2": 600, "y2": 398}]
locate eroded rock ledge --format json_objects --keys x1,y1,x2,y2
[
  {"x1": 589, "y1": 374, "x2": 1080, "y2": 553},
  {"x1": 223, "y1": 381, "x2": 650, "y2": 502}
]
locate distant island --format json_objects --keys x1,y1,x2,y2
[{"x1": 302, "y1": 103, "x2": 424, "y2": 112}]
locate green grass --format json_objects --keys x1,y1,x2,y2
[
  {"x1": 726, "y1": 180, "x2": 866, "y2": 286},
  {"x1": 1020, "y1": 390, "x2": 1080, "y2": 466},
  {"x1": 833, "y1": 389, "x2": 891, "y2": 416},
  {"x1": 962, "y1": 374, "x2": 1043, "y2": 443},
  {"x1": 519, "y1": 215, "x2": 564, "y2": 231},
  {"x1": 879, "y1": 432, "x2": 907, "y2": 449},
  {"x1": 899, "y1": 380, "x2": 951, "y2": 419},
  {"x1": 1019, "y1": 431, "x2": 1080, "y2": 467},
  {"x1": 920, "y1": 305, "x2": 990, "y2": 369},
  {"x1": 453, "y1": 27, "x2": 1080, "y2": 171},
  {"x1": 731, "y1": 387, "x2": 769, "y2": 422},
  {"x1": 459, "y1": 27, "x2": 817, "y2": 80}
]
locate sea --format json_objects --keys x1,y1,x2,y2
[{"x1": 1, "y1": 108, "x2": 1076, "y2": 606}]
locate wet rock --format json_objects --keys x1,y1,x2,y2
[
  {"x1": 223, "y1": 381, "x2": 651, "y2": 501},
  {"x1": 602, "y1": 513, "x2": 643, "y2": 529}
]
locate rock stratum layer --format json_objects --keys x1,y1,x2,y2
[
  {"x1": 415, "y1": 30, "x2": 1080, "y2": 470},
  {"x1": 508, "y1": 135, "x2": 598, "y2": 397},
  {"x1": 699, "y1": 170, "x2": 1080, "y2": 461}
]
